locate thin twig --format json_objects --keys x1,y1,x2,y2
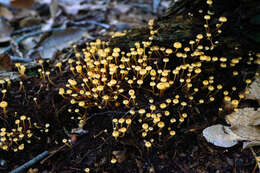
[
  {"x1": 40, "y1": 145, "x2": 66, "y2": 164},
  {"x1": 12, "y1": 26, "x2": 41, "y2": 35},
  {"x1": 10, "y1": 151, "x2": 49, "y2": 173},
  {"x1": 69, "y1": 20, "x2": 110, "y2": 29},
  {"x1": 10, "y1": 56, "x2": 33, "y2": 63}
]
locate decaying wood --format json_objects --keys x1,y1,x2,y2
[{"x1": 110, "y1": 0, "x2": 260, "y2": 51}]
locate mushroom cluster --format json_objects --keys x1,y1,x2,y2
[
  {"x1": 0, "y1": 114, "x2": 50, "y2": 152},
  {"x1": 56, "y1": 2, "x2": 260, "y2": 148}
]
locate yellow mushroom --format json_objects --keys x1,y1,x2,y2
[{"x1": 0, "y1": 101, "x2": 8, "y2": 117}]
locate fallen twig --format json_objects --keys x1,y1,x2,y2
[
  {"x1": 12, "y1": 25, "x2": 41, "y2": 35},
  {"x1": 40, "y1": 145, "x2": 66, "y2": 164},
  {"x1": 69, "y1": 20, "x2": 110, "y2": 29},
  {"x1": 10, "y1": 56, "x2": 33, "y2": 63},
  {"x1": 10, "y1": 151, "x2": 49, "y2": 173}
]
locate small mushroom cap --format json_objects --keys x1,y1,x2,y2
[
  {"x1": 173, "y1": 42, "x2": 182, "y2": 49},
  {"x1": 0, "y1": 101, "x2": 8, "y2": 108},
  {"x1": 219, "y1": 16, "x2": 227, "y2": 22}
]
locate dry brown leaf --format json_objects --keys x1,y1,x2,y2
[
  {"x1": 0, "y1": 53, "x2": 12, "y2": 71},
  {"x1": 249, "y1": 111, "x2": 260, "y2": 126},
  {"x1": 0, "y1": 18, "x2": 13, "y2": 43},
  {"x1": 0, "y1": 6, "x2": 14, "y2": 21},
  {"x1": 39, "y1": 28, "x2": 85, "y2": 59},
  {"x1": 11, "y1": 0, "x2": 35, "y2": 9},
  {"x1": 204, "y1": 107, "x2": 260, "y2": 148},
  {"x1": 230, "y1": 125, "x2": 260, "y2": 141},
  {"x1": 226, "y1": 108, "x2": 260, "y2": 126}
]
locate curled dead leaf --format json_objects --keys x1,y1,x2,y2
[
  {"x1": 226, "y1": 108, "x2": 260, "y2": 126},
  {"x1": 204, "y1": 108, "x2": 260, "y2": 148},
  {"x1": 230, "y1": 125, "x2": 260, "y2": 141},
  {"x1": 203, "y1": 124, "x2": 240, "y2": 148}
]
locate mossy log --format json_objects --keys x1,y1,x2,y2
[{"x1": 110, "y1": 0, "x2": 260, "y2": 52}]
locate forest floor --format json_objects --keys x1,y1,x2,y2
[{"x1": 0, "y1": 0, "x2": 259, "y2": 172}]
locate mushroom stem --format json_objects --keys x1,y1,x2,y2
[
  {"x1": 3, "y1": 108, "x2": 6, "y2": 117},
  {"x1": 18, "y1": 81, "x2": 23, "y2": 93}
]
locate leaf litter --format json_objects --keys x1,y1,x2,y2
[
  {"x1": 203, "y1": 75, "x2": 260, "y2": 169},
  {"x1": 1, "y1": 0, "x2": 257, "y2": 172}
]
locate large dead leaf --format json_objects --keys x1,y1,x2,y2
[
  {"x1": 0, "y1": 6, "x2": 14, "y2": 21},
  {"x1": 39, "y1": 28, "x2": 85, "y2": 59},
  {"x1": 230, "y1": 125, "x2": 260, "y2": 141},
  {"x1": 203, "y1": 108, "x2": 260, "y2": 148},
  {"x1": 226, "y1": 108, "x2": 260, "y2": 126},
  {"x1": 203, "y1": 124, "x2": 240, "y2": 148},
  {"x1": 0, "y1": 18, "x2": 13, "y2": 43},
  {"x1": 11, "y1": 0, "x2": 35, "y2": 9}
]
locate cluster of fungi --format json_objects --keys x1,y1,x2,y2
[
  {"x1": 59, "y1": 0, "x2": 259, "y2": 152},
  {"x1": 0, "y1": 114, "x2": 50, "y2": 152},
  {"x1": 0, "y1": 61, "x2": 51, "y2": 152},
  {"x1": 0, "y1": 1, "x2": 259, "y2": 169}
]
